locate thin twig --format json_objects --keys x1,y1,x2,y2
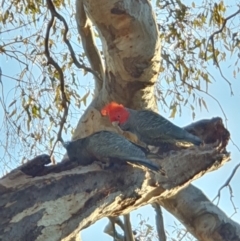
[
  {"x1": 182, "y1": 82, "x2": 228, "y2": 126},
  {"x1": 178, "y1": 229, "x2": 188, "y2": 241},
  {"x1": 162, "y1": 52, "x2": 229, "y2": 126},
  {"x1": 45, "y1": 0, "x2": 70, "y2": 158},
  {"x1": 0, "y1": 73, "x2": 24, "y2": 82},
  {"x1": 0, "y1": 15, "x2": 43, "y2": 34},
  {"x1": 228, "y1": 184, "x2": 238, "y2": 217},
  {"x1": 76, "y1": 0, "x2": 104, "y2": 94},
  {"x1": 3, "y1": 52, "x2": 29, "y2": 69},
  {"x1": 205, "y1": 7, "x2": 240, "y2": 95},
  {"x1": 230, "y1": 137, "x2": 240, "y2": 152},
  {"x1": 212, "y1": 163, "x2": 240, "y2": 204},
  {"x1": 46, "y1": 0, "x2": 99, "y2": 79}
]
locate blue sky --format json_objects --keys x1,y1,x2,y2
[{"x1": 1, "y1": 1, "x2": 240, "y2": 240}]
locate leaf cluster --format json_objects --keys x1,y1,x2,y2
[
  {"x1": 155, "y1": 0, "x2": 240, "y2": 118},
  {"x1": 0, "y1": 0, "x2": 239, "y2": 170}
]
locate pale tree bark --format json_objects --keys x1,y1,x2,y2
[
  {"x1": 1, "y1": 1, "x2": 239, "y2": 241},
  {"x1": 0, "y1": 123, "x2": 232, "y2": 240},
  {"x1": 72, "y1": 0, "x2": 161, "y2": 141},
  {"x1": 159, "y1": 185, "x2": 240, "y2": 241}
]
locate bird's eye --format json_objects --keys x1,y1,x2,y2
[{"x1": 117, "y1": 115, "x2": 121, "y2": 120}]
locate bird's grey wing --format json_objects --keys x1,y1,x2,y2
[
  {"x1": 86, "y1": 131, "x2": 146, "y2": 160},
  {"x1": 125, "y1": 157, "x2": 165, "y2": 174},
  {"x1": 134, "y1": 111, "x2": 177, "y2": 139},
  {"x1": 87, "y1": 131, "x2": 164, "y2": 174},
  {"x1": 135, "y1": 111, "x2": 187, "y2": 138},
  {"x1": 135, "y1": 111, "x2": 202, "y2": 145}
]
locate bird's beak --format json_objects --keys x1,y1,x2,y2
[{"x1": 112, "y1": 121, "x2": 119, "y2": 127}]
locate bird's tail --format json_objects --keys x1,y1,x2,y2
[
  {"x1": 184, "y1": 132, "x2": 203, "y2": 146},
  {"x1": 62, "y1": 141, "x2": 70, "y2": 149},
  {"x1": 126, "y1": 157, "x2": 166, "y2": 175}
]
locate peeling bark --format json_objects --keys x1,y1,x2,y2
[{"x1": 0, "y1": 119, "x2": 234, "y2": 241}]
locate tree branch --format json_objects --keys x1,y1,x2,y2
[
  {"x1": 123, "y1": 214, "x2": 135, "y2": 241},
  {"x1": 47, "y1": 0, "x2": 99, "y2": 79},
  {"x1": 158, "y1": 185, "x2": 240, "y2": 241},
  {"x1": 0, "y1": 118, "x2": 231, "y2": 241},
  {"x1": 76, "y1": 0, "x2": 161, "y2": 108},
  {"x1": 75, "y1": 0, "x2": 104, "y2": 95},
  {"x1": 205, "y1": 7, "x2": 240, "y2": 95},
  {"x1": 152, "y1": 203, "x2": 166, "y2": 241},
  {"x1": 104, "y1": 217, "x2": 125, "y2": 241},
  {"x1": 213, "y1": 163, "x2": 240, "y2": 205},
  {"x1": 45, "y1": 0, "x2": 70, "y2": 157}
]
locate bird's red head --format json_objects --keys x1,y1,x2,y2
[{"x1": 101, "y1": 102, "x2": 129, "y2": 124}]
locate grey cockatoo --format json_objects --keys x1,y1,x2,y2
[
  {"x1": 101, "y1": 102, "x2": 203, "y2": 147},
  {"x1": 63, "y1": 131, "x2": 164, "y2": 174}
]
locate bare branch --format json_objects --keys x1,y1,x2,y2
[
  {"x1": 105, "y1": 215, "x2": 136, "y2": 241},
  {"x1": 205, "y1": 7, "x2": 240, "y2": 95},
  {"x1": 113, "y1": 217, "x2": 125, "y2": 231},
  {"x1": 178, "y1": 230, "x2": 188, "y2": 241},
  {"x1": 123, "y1": 214, "x2": 135, "y2": 241},
  {"x1": 0, "y1": 147, "x2": 230, "y2": 240},
  {"x1": 212, "y1": 163, "x2": 240, "y2": 204},
  {"x1": 46, "y1": 0, "x2": 99, "y2": 79},
  {"x1": 151, "y1": 203, "x2": 166, "y2": 241},
  {"x1": 228, "y1": 184, "x2": 239, "y2": 217},
  {"x1": 3, "y1": 51, "x2": 29, "y2": 68},
  {"x1": 158, "y1": 184, "x2": 240, "y2": 241},
  {"x1": 0, "y1": 117, "x2": 233, "y2": 240},
  {"x1": 183, "y1": 82, "x2": 228, "y2": 125},
  {"x1": 104, "y1": 218, "x2": 125, "y2": 241},
  {"x1": 45, "y1": 0, "x2": 70, "y2": 156},
  {"x1": 76, "y1": 0, "x2": 104, "y2": 95}
]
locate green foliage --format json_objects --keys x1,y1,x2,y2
[
  {"x1": 0, "y1": 0, "x2": 93, "y2": 167},
  {"x1": 135, "y1": 213, "x2": 197, "y2": 241},
  {"x1": 135, "y1": 214, "x2": 159, "y2": 241},
  {"x1": 0, "y1": 0, "x2": 240, "y2": 170},
  {"x1": 155, "y1": 0, "x2": 239, "y2": 117}
]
